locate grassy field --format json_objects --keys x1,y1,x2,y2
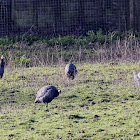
[{"x1": 0, "y1": 61, "x2": 140, "y2": 139}]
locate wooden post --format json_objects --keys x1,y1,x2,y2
[
  {"x1": 129, "y1": 0, "x2": 134, "y2": 29},
  {"x1": 54, "y1": 0, "x2": 61, "y2": 33},
  {"x1": 134, "y1": 0, "x2": 140, "y2": 31},
  {"x1": 33, "y1": 1, "x2": 38, "y2": 29}
]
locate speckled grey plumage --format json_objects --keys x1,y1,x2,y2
[
  {"x1": 133, "y1": 72, "x2": 140, "y2": 86},
  {"x1": 35, "y1": 85, "x2": 61, "y2": 105},
  {"x1": 65, "y1": 63, "x2": 77, "y2": 80}
]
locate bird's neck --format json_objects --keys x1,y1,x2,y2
[{"x1": 0, "y1": 59, "x2": 4, "y2": 67}]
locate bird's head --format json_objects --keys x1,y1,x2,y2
[
  {"x1": 58, "y1": 89, "x2": 61, "y2": 94},
  {"x1": 1, "y1": 55, "x2": 4, "y2": 60}
]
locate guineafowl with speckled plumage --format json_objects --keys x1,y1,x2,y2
[
  {"x1": 35, "y1": 85, "x2": 61, "y2": 107},
  {"x1": 133, "y1": 72, "x2": 140, "y2": 86},
  {"x1": 65, "y1": 63, "x2": 77, "y2": 80},
  {"x1": 0, "y1": 56, "x2": 4, "y2": 78}
]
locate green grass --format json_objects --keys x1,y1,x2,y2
[{"x1": 0, "y1": 62, "x2": 140, "y2": 139}]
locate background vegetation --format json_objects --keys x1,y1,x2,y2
[
  {"x1": 0, "y1": 30, "x2": 140, "y2": 139},
  {"x1": 0, "y1": 30, "x2": 140, "y2": 68}
]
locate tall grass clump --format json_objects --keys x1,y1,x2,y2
[{"x1": 0, "y1": 29, "x2": 139, "y2": 67}]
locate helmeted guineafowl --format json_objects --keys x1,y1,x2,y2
[
  {"x1": 35, "y1": 85, "x2": 61, "y2": 107},
  {"x1": 65, "y1": 63, "x2": 77, "y2": 80},
  {"x1": 0, "y1": 56, "x2": 4, "y2": 78},
  {"x1": 133, "y1": 72, "x2": 140, "y2": 86}
]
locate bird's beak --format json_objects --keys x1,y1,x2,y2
[{"x1": 58, "y1": 90, "x2": 61, "y2": 94}]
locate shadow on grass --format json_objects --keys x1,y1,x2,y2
[
  {"x1": 68, "y1": 114, "x2": 85, "y2": 119},
  {"x1": 60, "y1": 95, "x2": 78, "y2": 100}
]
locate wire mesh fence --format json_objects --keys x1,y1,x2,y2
[{"x1": 0, "y1": 0, "x2": 139, "y2": 36}]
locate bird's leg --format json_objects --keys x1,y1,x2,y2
[
  {"x1": 45, "y1": 103, "x2": 48, "y2": 108},
  {"x1": 68, "y1": 79, "x2": 70, "y2": 86},
  {"x1": 45, "y1": 103, "x2": 49, "y2": 112}
]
